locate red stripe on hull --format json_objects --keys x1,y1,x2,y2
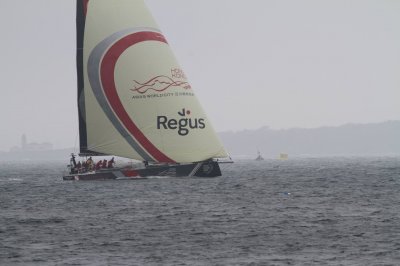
[{"x1": 122, "y1": 170, "x2": 139, "y2": 177}]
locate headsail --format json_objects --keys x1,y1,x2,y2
[{"x1": 76, "y1": 0, "x2": 228, "y2": 163}]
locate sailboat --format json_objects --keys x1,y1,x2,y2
[
  {"x1": 63, "y1": 0, "x2": 229, "y2": 181},
  {"x1": 255, "y1": 150, "x2": 264, "y2": 161}
]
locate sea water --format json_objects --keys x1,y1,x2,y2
[{"x1": 0, "y1": 157, "x2": 399, "y2": 265}]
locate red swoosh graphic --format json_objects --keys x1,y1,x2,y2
[
  {"x1": 83, "y1": 0, "x2": 89, "y2": 16},
  {"x1": 101, "y1": 31, "x2": 175, "y2": 163}
]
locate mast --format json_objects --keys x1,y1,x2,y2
[
  {"x1": 77, "y1": 0, "x2": 104, "y2": 156},
  {"x1": 76, "y1": 0, "x2": 88, "y2": 154}
]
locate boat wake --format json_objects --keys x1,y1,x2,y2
[
  {"x1": 1, "y1": 178, "x2": 24, "y2": 182},
  {"x1": 145, "y1": 175, "x2": 173, "y2": 179}
]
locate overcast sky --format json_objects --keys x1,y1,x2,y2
[{"x1": 0, "y1": 0, "x2": 399, "y2": 151}]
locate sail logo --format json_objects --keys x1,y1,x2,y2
[
  {"x1": 171, "y1": 68, "x2": 186, "y2": 79},
  {"x1": 157, "y1": 108, "x2": 205, "y2": 136},
  {"x1": 131, "y1": 68, "x2": 191, "y2": 94}
]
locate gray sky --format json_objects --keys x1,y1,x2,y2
[{"x1": 0, "y1": 0, "x2": 399, "y2": 151}]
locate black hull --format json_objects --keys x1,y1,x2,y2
[{"x1": 63, "y1": 161, "x2": 221, "y2": 181}]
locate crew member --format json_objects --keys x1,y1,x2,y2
[{"x1": 108, "y1": 157, "x2": 115, "y2": 168}]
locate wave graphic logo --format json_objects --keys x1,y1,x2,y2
[{"x1": 131, "y1": 69, "x2": 192, "y2": 94}]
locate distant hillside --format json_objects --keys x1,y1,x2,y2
[
  {"x1": 219, "y1": 121, "x2": 400, "y2": 158},
  {"x1": 1, "y1": 121, "x2": 398, "y2": 161}
]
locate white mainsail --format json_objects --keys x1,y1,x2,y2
[{"x1": 79, "y1": 0, "x2": 227, "y2": 163}]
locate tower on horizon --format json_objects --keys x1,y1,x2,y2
[{"x1": 21, "y1": 134, "x2": 27, "y2": 150}]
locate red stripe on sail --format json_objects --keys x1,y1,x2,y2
[
  {"x1": 100, "y1": 32, "x2": 175, "y2": 163},
  {"x1": 83, "y1": 0, "x2": 89, "y2": 16}
]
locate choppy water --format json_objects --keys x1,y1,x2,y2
[{"x1": 1, "y1": 157, "x2": 400, "y2": 265}]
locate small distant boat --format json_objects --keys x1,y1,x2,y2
[
  {"x1": 255, "y1": 150, "x2": 264, "y2": 161},
  {"x1": 279, "y1": 153, "x2": 288, "y2": 160}
]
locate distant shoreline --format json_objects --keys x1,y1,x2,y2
[{"x1": 1, "y1": 121, "x2": 399, "y2": 161}]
